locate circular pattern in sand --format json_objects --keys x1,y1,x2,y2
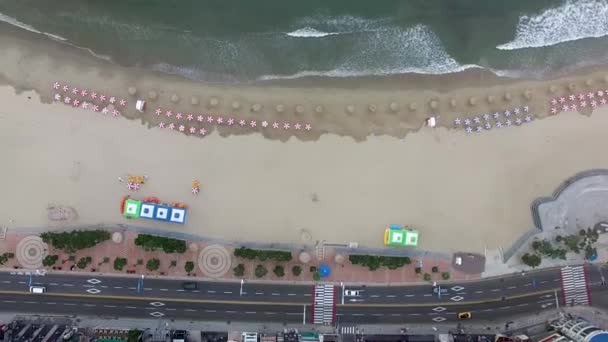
[
  {"x1": 16, "y1": 236, "x2": 48, "y2": 269},
  {"x1": 112, "y1": 232, "x2": 123, "y2": 244},
  {"x1": 198, "y1": 245, "x2": 231, "y2": 278}
]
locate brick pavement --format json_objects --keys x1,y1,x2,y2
[{"x1": 0, "y1": 228, "x2": 480, "y2": 284}]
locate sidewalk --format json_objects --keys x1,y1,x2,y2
[{"x1": 0, "y1": 227, "x2": 480, "y2": 285}]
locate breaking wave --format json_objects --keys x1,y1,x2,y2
[
  {"x1": 286, "y1": 27, "x2": 341, "y2": 38},
  {"x1": 497, "y1": 0, "x2": 608, "y2": 50},
  {"x1": 0, "y1": 11, "x2": 67, "y2": 42}
]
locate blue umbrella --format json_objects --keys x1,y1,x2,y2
[{"x1": 319, "y1": 264, "x2": 331, "y2": 278}]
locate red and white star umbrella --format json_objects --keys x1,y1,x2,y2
[
  {"x1": 168, "y1": 123, "x2": 175, "y2": 130},
  {"x1": 559, "y1": 97, "x2": 565, "y2": 103},
  {"x1": 598, "y1": 90, "x2": 604, "y2": 97},
  {"x1": 126, "y1": 182, "x2": 134, "y2": 190},
  {"x1": 591, "y1": 101, "x2": 597, "y2": 108},
  {"x1": 206, "y1": 116, "x2": 214, "y2": 123},
  {"x1": 133, "y1": 182, "x2": 140, "y2": 191},
  {"x1": 165, "y1": 110, "x2": 173, "y2": 117},
  {"x1": 80, "y1": 89, "x2": 88, "y2": 97},
  {"x1": 159, "y1": 122, "x2": 165, "y2": 128},
  {"x1": 72, "y1": 88, "x2": 79, "y2": 95},
  {"x1": 91, "y1": 92, "x2": 98, "y2": 99},
  {"x1": 227, "y1": 118, "x2": 234, "y2": 126},
  {"x1": 261, "y1": 121, "x2": 268, "y2": 128},
  {"x1": 294, "y1": 123, "x2": 301, "y2": 130},
  {"x1": 155, "y1": 108, "x2": 162, "y2": 115},
  {"x1": 250, "y1": 120, "x2": 257, "y2": 127},
  {"x1": 189, "y1": 127, "x2": 196, "y2": 133},
  {"x1": 577, "y1": 94, "x2": 585, "y2": 101},
  {"x1": 550, "y1": 98, "x2": 557, "y2": 105},
  {"x1": 272, "y1": 122, "x2": 279, "y2": 129},
  {"x1": 119, "y1": 99, "x2": 127, "y2": 106},
  {"x1": 54, "y1": 94, "x2": 62, "y2": 101},
  {"x1": 64, "y1": 97, "x2": 71, "y2": 104},
  {"x1": 562, "y1": 105, "x2": 569, "y2": 112},
  {"x1": 283, "y1": 123, "x2": 290, "y2": 129},
  {"x1": 176, "y1": 112, "x2": 183, "y2": 120},
  {"x1": 187, "y1": 114, "x2": 194, "y2": 121},
  {"x1": 100, "y1": 95, "x2": 107, "y2": 102},
  {"x1": 102, "y1": 107, "x2": 110, "y2": 114},
  {"x1": 601, "y1": 98, "x2": 607, "y2": 105},
  {"x1": 52, "y1": 82, "x2": 60, "y2": 90},
  {"x1": 305, "y1": 124, "x2": 311, "y2": 131},
  {"x1": 570, "y1": 104, "x2": 577, "y2": 111},
  {"x1": 92, "y1": 105, "x2": 99, "y2": 112},
  {"x1": 580, "y1": 101, "x2": 587, "y2": 108},
  {"x1": 550, "y1": 108, "x2": 557, "y2": 114},
  {"x1": 568, "y1": 95, "x2": 575, "y2": 101},
  {"x1": 73, "y1": 99, "x2": 80, "y2": 107},
  {"x1": 192, "y1": 187, "x2": 199, "y2": 194},
  {"x1": 199, "y1": 128, "x2": 207, "y2": 135},
  {"x1": 197, "y1": 115, "x2": 204, "y2": 122},
  {"x1": 109, "y1": 96, "x2": 116, "y2": 104},
  {"x1": 178, "y1": 125, "x2": 185, "y2": 132},
  {"x1": 239, "y1": 119, "x2": 246, "y2": 126},
  {"x1": 62, "y1": 85, "x2": 69, "y2": 92},
  {"x1": 587, "y1": 92, "x2": 594, "y2": 99},
  {"x1": 216, "y1": 117, "x2": 224, "y2": 124},
  {"x1": 81, "y1": 102, "x2": 89, "y2": 110},
  {"x1": 112, "y1": 109, "x2": 120, "y2": 117}
]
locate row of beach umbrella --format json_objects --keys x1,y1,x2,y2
[
  {"x1": 549, "y1": 90, "x2": 608, "y2": 114},
  {"x1": 52, "y1": 82, "x2": 126, "y2": 117},
  {"x1": 453, "y1": 106, "x2": 533, "y2": 133},
  {"x1": 154, "y1": 107, "x2": 312, "y2": 135}
]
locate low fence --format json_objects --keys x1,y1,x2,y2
[{"x1": 501, "y1": 228, "x2": 540, "y2": 263}]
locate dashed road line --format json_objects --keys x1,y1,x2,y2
[
  {"x1": 405, "y1": 294, "x2": 415, "y2": 297},
  {"x1": 481, "y1": 309, "x2": 493, "y2": 312},
  {"x1": 423, "y1": 294, "x2": 432, "y2": 297},
  {"x1": 287, "y1": 294, "x2": 296, "y2": 296},
  {"x1": 517, "y1": 303, "x2": 528, "y2": 307},
  {"x1": 371, "y1": 313, "x2": 384, "y2": 316},
  {"x1": 166, "y1": 308, "x2": 176, "y2": 311},
  {"x1": 507, "y1": 286, "x2": 517, "y2": 290},
  {"x1": 225, "y1": 310, "x2": 236, "y2": 313},
  {"x1": 245, "y1": 311, "x2": 256, "y2": 314},
  {"x1": 45, "y1": 302, "x2": 56, "y2": 305},
  {"x1": 63, "y1": 303, "x2": 76, "y2": 306},
  {"x1": 113, "y1": 287, "x2": 122, "y2": 289},
  {"x1": 160, "y1": 289, "x2": 168, "y2": 291},
  {"x1": 390, "y1": 314, "x2": 401, "y2": 316},
  {"x1": 286, "y1": 313, "x2": 301, "y2": 315},
  {"x1": 176, "y1": 289, "x2": 184, "y2": 292},
  {"x1": 144, "y1": 288, "x2": 152, "y2": 291},
  {"x1": 352, "y1": 314, "x2": 364, "y2": 316},
  {"x1": 23, "y1": 301, "x2": 38, "y2": 304},
  {"x1": 125, "y1": 306, "x2": 137, "y2": 309},
  {"x1": 264, "y1": 312, "x2": 277, "y2": 315},
  {"x1": 83, "y1": 304, "x2": 96, "y2": 307},
  {"x1": 386, "y1": 295, "x2": 396, "y2": 298},
  {"x1": 224, "y1": 291, "x2": 232, "y2": 294},
  {"x1": 205, "y1": 310, "x2": 217, "y2": 313},
  {"x1": 207, "y1": 291, "x2": 216, "y2": 294},
  {"x1": 303, "y1": 294, "x2": 311, "y2": 296},
  {"x1": 491, "y1": 289, "x2": 501, "y2": 292},
  {"x1": 49, "y1": 283, "x2": 58, "y2": 286},
  {"x1": 103, "y1": 305, "x2": 116, "y2": 308},
  {"x1": 370, "y1": 295, "x2": 380, "y2": 298},
  {"x1": 185, "y1": 309, "x2": 196, "y2": 312},
  {"x1": 128, "y1": 287, "x2": 136, "y2": 290},
  {"x1": 474, "y1": 291, "x2": 484, "y2": 294},
  {"x1": 63, "y1": 284, "x2": 74, "y2": 287},
  {"x1": 255, "y1": 293, "x2": 264, "y2": 295},
  {"x1": 271, "y1": 293, "x2": 280, "y2": 296},
  {"x1": 540, "y1": 281, "x2": 548, "y2": 284},
  {"x1": 407, "y1": 313, "x2": 420, "y2": 316},
  {"x1": 1, "y1": 281, "x2": 11, "y2": 284}
]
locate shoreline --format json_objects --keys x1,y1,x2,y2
[{"x1": 2, "y1": 24, "x2": 608, "y2": 254}]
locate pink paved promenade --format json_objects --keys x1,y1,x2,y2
[{"x1": 0, "y1": 229, "x2": 480, "y2": 284}]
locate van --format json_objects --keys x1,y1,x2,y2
[
  {"x1": 29, "y1": 286, "x2": 46, "y2": 294},
  {"x1": 182, "y1": 282, "x2": 198, "y2": 290}
]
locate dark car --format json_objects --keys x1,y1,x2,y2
[{"x1": 182, "y1": 282, "x2": 198, "y2": 290}]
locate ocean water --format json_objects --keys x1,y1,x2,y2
[{"x1": 1, "y1": 0, "x2": 608, "y2": 83}]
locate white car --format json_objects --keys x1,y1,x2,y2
[{"x1": 344, "y1": 289, "x2": 361, "y2": 297}]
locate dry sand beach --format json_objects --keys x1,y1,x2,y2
[{"x1": 2, "y1": 26, "x2": 608, "y2": 254}]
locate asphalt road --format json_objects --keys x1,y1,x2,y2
[
  {"x1": 2, "y1": 264, "x2": 604, "y2": 305},
  {"x1": 0, "y1": 264, "x2": 604, "y2": 324}
]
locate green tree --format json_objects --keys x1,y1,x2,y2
[
  {"x1": 113, "y1": 257, "x2": 127, "y2": 271},
  {"x1": 128, "y1": 330, "x2": 142, "y2": 342},
  {"x1": 415, "y1": 267, "x2": 422, "y2": 274},
  {"x1": 292, "y1": 265, "x2": 302, "y2": 276},
  {"x1": 585, "y1": 246, "x2": 597, "y2": 260},
  {"x1": 134, "y1": 234, "x2": 186, "y2": 253},
  {"x1": 532, "y1": 240, "x2": 541, "y2": 251},
  {"x1": 312, "y1": 271, "x2": 321, "y2": 281},
  {"x1": 555, "y1": 235, "x2": 563, "y2": 242},
  {"x1": 76, "y1": 256, "x2": 92, "y2": 269},
  {"x1": 431, "y1": 266, "x2": 439, "y2": 273},
  {"x1": 255, "y1": 265, "x2": 268, "y2": 278},
  {"x1": 521, "y1": 253, "x2": 541, "y2": 268},
  {"x1": 146, "y1": 258, "x2": 160, "y2": 271},
  {"x1": 273, "y1": 265, "x2": 285, "y2": 277},
  {"x1": 423, "y1": 273, "x2": 431, "y2": 281},
  {"x1": 42, "y1": 255, "x2": 59, "y2": 267},
  {"x1": 184, "y1": 261, "x2": 195, "y2": 273},
  {"x1": 40, "y1": 230, "x2": 111, "y2": 253},
  {"x1": 233, "y1": 263, "x2": 245, "y2": 277},
  {"x1": 441, "y1": 272, "x2": 450, "y2": 280}
]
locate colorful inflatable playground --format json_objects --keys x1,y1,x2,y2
[
  {"x1": 383, "y1": 225, "x2": 419, "y2": 247},
  {"x1": 120, "y1": 196, "x2": 188, "y2": 225}
]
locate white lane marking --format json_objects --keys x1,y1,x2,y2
[
  {"x1": 499, "y1": 306, "x2": 512, "y2": 310},
  {"x1": 18, "y1": 282, "x2": 26, "y2": 284},
  {"x1": 391, "y1": 314, "x2": 401, "y2": 316},
  {"x1": 524, "y1": 283, "x2": 532, "y2": 287},
  {"x1": 83, "y1": 285, "x2": 93, "y2": 287},
  {"x1": 63, "y1": 303, "x2": 76, "y2": 306},
  {"x1": 225, "y1": 311, "x2": 236, "y2": 313},
  {"x1": 271, "y1": 293, "x2": 280, "y2": 296},
  {"x1": 264, "y1": 312, "x2": 277, "y2": 315},
  {"x1": 205, "y1": 310, "x2": 216, "y2": 313},
  {"x1": 49, "y1": 283, "x2": 58, "y2": 285},
  {"x1": 286, "y1": 313, "x2": 301, "y2": 315},
  {"x1": 101, "y1": 286, "x2": 108, "y2": 288},
  {"x1": 113, "y1": 286, "x2": 122, "y2": 289},
  {"x1": 192, "y1": 290, "x2": 200, "y2": 293},
  {"x1": 481, "y1": 309, "x2": 493, "y2": 312},
  {"x1": 185, "y1": 309, "x2": 196, "y2": 312},
  {"x1": 405, "y1": 294, "x2": 415, "y2": 297},
  {"x1": 386, "y1": 295, "x2": 396, "y2": 298},
  {"x1": 352, "y1": 314, "x2": 364, "y2": 316},
  {"x1": 474, "y1": 291, "x2": 484, "y2": 294},
  {"x1": 125, "y1": 306, "x2": 137, "y2": 309},
  {"x1": 303, "y1": 294, "x2": 311, "y2": 296},
  {"x1": 207, "y1": 290, "x2": 216, "y2": 294},
  {"x1": 457, "y1": 292, "x2": 466, "y2": 295},
  {"x1": 144, "y1": 288, "x2": 152, "y2": 290},
  {"x1": 537, "y1": 299, "x2": 554, "y2": 304},
  {"x1": 160, "y1": 289, "x2": 168, "y2": 291},
  {"x1": 255, "y1": 292, "x2": 264, "y2": 295},
  {"x1": 128, "y1": 287, "x2": 136, "y2": 290},
  {"x1": 553, "y1": 279, "x2": 560, "y2": 282},
  {"x1": 491, "y1": 289, "x2": 501, "y2": 292},
  {"x1": 63, "y1": 284, "x2": 74, "y2": 287},
  {"x1": 45, "y1": 302, "x2": 56, "y2": 305},
  {"x1": 1, "y1": 281, "x2": 11, "y2": 283},
  {"x1": 245, "y1": 311, "x2": 256, "y2": 314},
  {"x1": 224, "y1": 291, "x2": 232, "y2": 294},
  {"x1": 370, "y1": 295, "x2": 380, "y2": 298},
  {"x1": 407, "y1": 313, "x2": 420, "y2": 316},
  {"x1": 24, "y1": 301, "x2": 38, "y2": 304},
  {"x1": 423, "y1": 294, "x2": 432, "y2": 297},
  {"x1": 287, "y1": 294, "x2": 296, "y2": 296},
  {"x1": 540, "y1": 280, "x2": 548, "y2": 284},
  {"x1": 372, "y1": 313, "x2": 384, "y2": 316},
  {"x1": 166, "y1": 308, "x2": 176, "y2": 311},
  {"x1": 507, "y1": 286, "x2": 517, "y2": 289},
  {"x1": 176, "y1": 289, "x2": 184, "y2": 292},
  {"x1": 83, "y1": 304, "x2": 96, "y2": 307},
  {"x1": 103, "y1": 305, "x2": 116, "y2": 308},
  {"x1": 517, "y1": 303, "x2": 528, "y2": 307}
]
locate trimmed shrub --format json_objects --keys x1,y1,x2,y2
[
  {"x1": 292, "y1": 265, "x2": 302, "y2": 276},
  {"x1": 233, "y1": 264, "x2": 245, "y2": 277},
  {"x1": 184, "y1": 261, "x2": 195, "y2": 273},
  {"x1": 40, "y1": 230, "x2": 110, "y2": 253},
  {"x1": 113, "y1": 257, "x2": 127, "y2": 271},
  {"x1": 76, "y1": 256, "x2": 92, "y2": 269},
  {"x1": 42, "y1": 255, "x2": 59, "y2": 267},
  {"x1": 134, "y1": 234, "x2": 186, "y2": 253},
  {"x1": 233, "y1": 247, "x2": 293, "y2": 262},
  {"x1": 255, "y1": 265, "x2": 268, "y2": 278},
  {"x1": 146, "y1": 258, "x2": 160, "y2": 271},
  {"x1": 273, "y1": 265, "x2": 285, "y2": 277}
]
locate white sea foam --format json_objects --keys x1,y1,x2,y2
[
  {"x1": 0, "y1": 11, "x2": 68, "y2": 42},
  {"x1": 497, "y1": 0, "x2": 608, "y2": 50},
  {"x1": 286, "y1": 27, "x2": 342, "y2": 38}
]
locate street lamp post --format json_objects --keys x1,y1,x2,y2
[
  {"x1": 240, "y1": 279, "x2": 244, "y2": 296},
  {"x1": 341, "y1": 282, "x2": 345, "y2": 305}
]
